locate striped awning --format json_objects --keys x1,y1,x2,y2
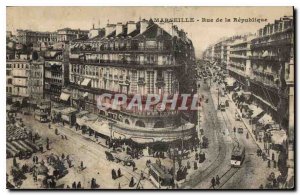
[
  {"x1": 81, "y1": 78, "x2": 91, "y2": 86},
  {"x1": 60, "y1": 92, "x2": 70, "y2": 101}
]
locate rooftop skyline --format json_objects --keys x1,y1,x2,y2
[{"x1": 7, "y1": 6, "x2": 293, "y2": 57}]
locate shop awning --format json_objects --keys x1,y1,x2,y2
[
  {"x1": 225, "y1": 77, "x2": 236, "y2": 87},
  {"x1": 130, "y1": 137, "x2": 155, "y2": 144},
  {"x1": 61, "y1": 107, "x2": 77, "y2": 115},
  {"x1": 258, "y1": 113, "x2": 273, "y2": 125},
  {"x1": 249, "y1": 106, "x2": 264, "y2": 118},
  {"x1": 81, "y1": 78, "x2": 91, "y2": 86},
  {"x1": 60, "y1": 92, "x2": 70, "y2": 101},
  {"x1": 88, "y1": 119, "x2": 111, "y2": 137},
  {"x1": 83, "y1": 92, "x2": 89, "y2": 97},
  {"x1": 270, "y1": 129, "x2": 287, "y2": 145}
]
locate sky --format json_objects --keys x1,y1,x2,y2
[{"x1": 7, "y1": 6, "x2": 293, "y2": 57}]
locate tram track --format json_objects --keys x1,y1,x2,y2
[{"x1": 181, "y1": 82, "x2": 228, "y2": 189}]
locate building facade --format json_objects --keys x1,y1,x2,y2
[
  {"x1": 7, "y1": 55, "x2": 31, "y2": 103},
  {"x1": 17, "y1": 30, "x2": 54, "y2": 45},
  {"x1": 44, "y1": 50, "x2": 64, "y2": 102},
  {"x1": 68, "y1": 19, "x2": 196, "y2": 143},
  {"x1": 249, "y1": 16, "x2": 294, "y2": 127},
  {"x1": 57, "y1": 28, "x2": 89, "y2": 42},
  {"x1": 28, "y1": 60, "x2": 44, "y2": 100},
  {"x1": 228, "y1": 35, "x2": 255, "y2": 86}
]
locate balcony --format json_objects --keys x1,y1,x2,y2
[
  {"x1": 251, "y1": 70, "x2": 279, "y2": 89},
  {"x1": 251, "y1": 37, "x2": 293, "y2": 49},
  {"x1": 229, "y1": 54, "x2": 249, "y2": 59},
  {"x1": 250, "y1": 55, "x2": 279, "y2": 61},
  {"x1": 70, "y1": 45, "x2": 172, "y2": 54},
  {"x1": 69, "y1": 58, "x2": 177, "y2": 68},
  {"x1": 119, "y1": 108, "x2": 178, "y2": 118},
  {"x1": 155, "y1": 77, "x2": 165, "y2": 88}
]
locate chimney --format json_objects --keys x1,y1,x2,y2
[
  {"x1": 172, "y1": 25, "x2": 179, "y2": 37},
  {"x1": 159, "y1": 22, "x2": 173, "y2": 36},
  {"x1": 127, "y1": 21, "x2": 136, "y2": 35},
  {"x1": 105, "y1": 24, "x2": 116, "y2": 36},
  {"x1": 116, "y1": 23, "x2": 123, "y2": 35},
  {"x1": 140, "y1": 19, "x2": 149, "y2": 34}
]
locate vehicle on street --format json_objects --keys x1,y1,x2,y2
[
  {"x1": 149, "y1": 163, "x2": 173, "y2": 189},
  {"x1": 231, "y1": 145, "x2": 245, "y2": 167},
  {"x1": 225, "y1": 100, "x2": 229, "y2": 107},
  {"x1": 238, "y1": 127, "x2": 243, "y2": 134},
  {"x1": 105, "y1": 151, "x2": 115, "y2": 161},
  {"x1": 114, "y1": 152, "x2": 135, "y2": 166},
  {"x1": 220, "y1": 102, "x2": 226, "y2": 111},
  {"x1": 235, "y1": 112, "x2": 241, "y2": 121}
]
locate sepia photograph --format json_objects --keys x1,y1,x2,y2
[{"x1": 5, "y1": 6, "x2": 295, "y2": 190}]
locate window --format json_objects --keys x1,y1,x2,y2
[
  {"x1": 131, "y1": 71, "x2": 138, "y2": 94},
  {"x1": 146, "y1": 71, "x2": 154, "y2": 94},
  {"x1": 136, "y1": 120, "x2": 145, "y2": 127}
]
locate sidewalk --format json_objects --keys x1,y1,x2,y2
[{"x1": 226, "y1": 92, "x2": 264, "y2": 152}]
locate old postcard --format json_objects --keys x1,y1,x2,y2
[{"x1": 6, "y1": 6, "x2": 295, "y2": 190}]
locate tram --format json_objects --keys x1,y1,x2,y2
[
  {"x1": 149, "y1": 163, "x2": 173, "y2": 189},
  {"x1": 230, "y1": 146, "x2": 245, "y2": 167}
]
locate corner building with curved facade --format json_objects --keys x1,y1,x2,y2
[{"x1": 68, "y1": 19, "x2": 197, "y2": 144}]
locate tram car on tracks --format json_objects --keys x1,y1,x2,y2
[{"x1": 231, "y1": 146, "x2": 245, "y2": 167}]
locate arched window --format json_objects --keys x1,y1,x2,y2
[
  {"x1": 135, "y1": 120, "x2": 145, "y2": 127},
  {"x1": 125, "y1": 119, "x2": 130, "y2": 125},
  {"x1": 154, "y1": 121, "x2": 164, "y2": 128}
]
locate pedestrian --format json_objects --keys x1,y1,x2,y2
[
  {"x1": 194, "y1": 161, "x2": 198, "y2": 170},
  {"x1": 129, "y1": 177, "x2": 134, "y2": 187},
  {"x1": 259, "y1": 184, "x2": 264, "y2": 189},
  {"x1": 46, "y1": 143, "x2": 50, "y2": 150},
  {"x1": 39, "y1": 145, "x2": 43, "y2": 153},
  {"x1": 35, "y1": 156, "x2": 39, "y2": 164},
  {"x1": 61, "y1": 135, "x2": 64, "y2": 140},
  {"x1": 117, "y1": 168, "x2": 122, "y2": 178},
  {"x1": 67, "y1": 159, "x2": 72, "y2": 168},
  {"x1": 112, "y1": 169, "x2": 116, "y2": 180},
  {"x1": 55, "y1": 128, "x2": 58, "y2": 135},
  {"x1": 187, "y1": 161, "x2": 191, "y2": 169},
  {"x1": 61, "y1": 153, "x2": 65, "y2": 160},
  {"x1": 268, "y1": 160, "x2": 271, "y2": 168},
  {"x1": 81, "y1": 161, "x2": 84, "y2": 170},
  {"x1": 216, "y1": 175, "x2": 220, "y2": 185},
  {"x1": 211, "y1": 177, "x2": 216, "y2": 189},
  {"x1": 13, "y1": 156, "x2": 17, "y2": 167},
  {"x1": 77, "y1": 182, "x2": 81, "y2": 189},
  {"x1": 91, "y1": 178, "x2": 95, "y2": 188},
  {"x1": 48, "y1": 123, "x2": 51, "y2": 129},
  {"x1": 72, "y1": 181, "x2": 76, "y2": 189},
  {"x1": 132, "y1": 162, "x2": 136, "y2": 171},
  {"x1": 33, "y1": 175, "x2": 37, "y2": 182}
]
